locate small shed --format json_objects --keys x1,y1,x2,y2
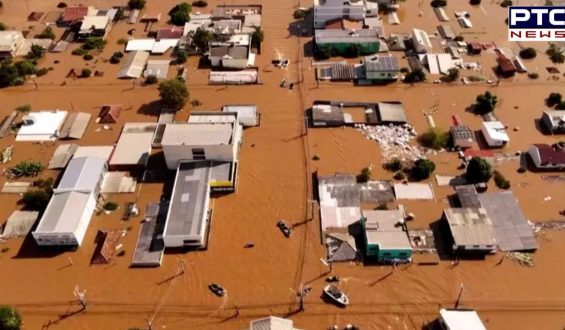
[
  {"x1": 48, "y1": 143, "x2": 79, "y2": 169},
  {"x1": 468, "y1": 42, "x2": 482, "y2": 55},
  {"x1": 439, "y1": 309, "x2": 487, "y2": 330},
  {"x1": 481, "y1": 121, "x2": 509, "y2": 147},
  {"x1": 91, "y1": 230, "x2": 121, "y2": 264},
  {"x1": 541, "y1": 110, "x2": 565, "y2": 134},
  {"x1": 143, "y1": 60, "x2": 170, "y2": 79},
  {"x1": 1, "y1": 211, "x2": 40, "y2": 238},
  {"x1": 98, "y1": 104, "x2": 123, "y2": 124},
  {"x1": 59, "y1": 112, "x2": 91, "y2": 139},
  {"x1": 450, "y1": 125, "x2": 474, "y2": 149},
  {"x1": 222, "y1": 105, "x2": 258, "y2": 127}
]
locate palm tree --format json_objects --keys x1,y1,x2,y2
[{"x1": 251, "y1": 26, "x2": 264, "y2": 54}]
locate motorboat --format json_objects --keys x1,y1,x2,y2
[
  {"x1": 276, "y1": 220, "x2": 291, "y2": 238},
  {"x1": 323, "y1": 284, "x2": 349, "y2": 306}
]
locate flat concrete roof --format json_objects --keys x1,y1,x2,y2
[
  {"x1": 56, "y1": 156, "x2": 106, "y2": 192},
  {"x1": 164, "y1": 161, "x2": 211, "y2": 237},
  {"x1": 110, "y1": 123, "x2": 156, "y2": 166},
  {"x1": 35, "y1": 191, "x2": 91, "y2": 233},
  {"x1": 131, "y1": 202, "x2": 165, "y2": 267},
  {"x1": 363, "y1": 210, "x2": 412, "y2": 250},
  {"x1": 161, "y1": 123, "x2": 234, "y2": 146}
]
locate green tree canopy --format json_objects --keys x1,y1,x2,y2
[
  {"x1": 0, "y1": 305, "x2": 22, "y2": 330},
  {"x1": 474, "y1": 91, "x2": 498, "y2": 114},
  {"x1": 412, "y1": 158, "x2": 436, "y2": 180},
  {"x1": 192, "y1": 28, "x2": 214, "y2": 53},
  {"x1": 169, "y1": 2, "x2": 192, "y2": 26},
  {"x1": 158, "y1": 78, "x2": 189, "y2": 110},
  {"x1": 465, "y1": 156, "x2": 493, "y2": 183}
]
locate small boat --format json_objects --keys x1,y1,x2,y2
[
  {"x1": 208, "y1": 283, "x2": 226, "y2": 297},
  {"x1": 325, "y1": 275, "x2": 340, "y2": 283},
  {"x1": 323, "y1": 285, "x2": 349, "y2": 306},
  {"x1": 276, "y1": 220, "x2": 291, "y2": 238}
]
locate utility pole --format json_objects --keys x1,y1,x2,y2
[
  {"x1": 145, "y1": 317, "x2": 152, "y2": 330},
  {"x1": 73, "y1": 285, "x2": 87, "y2": 310},
  {"x1": 454, "y1": 283, "x2": 464, "y2": 309},
  {"x1": 298, "y1": 283, "x2": 304, "y2": 312},
  {"x1": 177, "y1": 258, "x2": 185, "y2": 275}
]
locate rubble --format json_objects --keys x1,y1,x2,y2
[
  {"x1": 354, "y1": 124, "x2": 427, "y2": 162},
  {"x1": 506, "y1": 252, "x2": 534, "y2": 267}
]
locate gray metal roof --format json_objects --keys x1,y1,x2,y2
[
  {"x1": 478, "y1": 192, "x2": 538, "y2": 251},
  {"x1": 35, "y1": 191, "x2": 91, "y2": 232},
  {"x1": 118, "y1": 51, "x2": 150, "y2": 79},
  {"x1": 59, "y1": 112, "x2": 91, "y2": 139},
  {"x1": 450, "y1": 125, "x2": 474, "y2": 143},
  {"x1": 161, "y1": 123, "x2": 234, "y2": 146},
  {"x1": 210, "y1": 45, "x2": 248, "y2": 59},
  {"x1": 377, "y1": 102, "x2": 407, "y2": 123},
  {"x1": 312, "y1": 103, "x2": 345, "y2": 125},
  {"x1": 164, "y1": 161, "x2": 211, "y2": 237},
  {"x1": 48, "y1": 144, "x2": 79, "y2": 169},
  {"x1": 364, "y1": 56, "x2": 399, "y2": 72},
  {"x1": 56, "y1": 156, "x2": 106, "y2": 192},
  {"x1": 455, "y1": 185, "x2": 481, "y2": 208},
  {"x1": 315, "y1": 29, "x2": 379, "y2": 44},
  {"x1": 131, "y1": 202, "x2": 165, "y2": 267},
  {"x1": 444, "y1": 208, "x2": 497, "y2": 247}
]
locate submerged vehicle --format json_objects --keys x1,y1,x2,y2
[
  {"x1": 276, "y1": 220, "x2": 291, "y2": 238},
  {"x1": 208, "y1": 283, "x2": 226, "y2": 297},
  {"x1": 323, "y1": 284, "x2": 349, "y2": 306}
]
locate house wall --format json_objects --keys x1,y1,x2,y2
[
  {"x1": 32, "y1": 231, "x2": 79, "y2": 246},
  {"x1": 163, "y1": 144, "x2": 235, "y2": 169},
  {"x1": 365, "y1": 70, "x2": 398, "y2": 80},
  {"x1": 481, "y1": 126, "x2": 507, "y2": 147},
  {"x1": 221, "y1": 58, "x2": 249, "y2": 69},
  {"x1": 366, "y1": 243, "x2": 412, "y2": 260},
  {"x1": 210, "y1": 56, "x2": 222, "y2": 67},
  {"x1": 528, "y1": 146, "x2": 542, "y2": 168},
  {"x1": 73, "y1": 194, "x2": 97, "y2": 246},
  {"x1": 317, "y1": 41, "x2": 380, "y2": 56}
]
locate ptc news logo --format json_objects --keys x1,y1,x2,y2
[{"x1": 509, "y1": 6, "x2": 565, "y2": 41}]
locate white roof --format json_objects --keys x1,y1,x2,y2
[
  {"x1": 35, "y1": 191, "x2": 91, "y2": 233},
  {"x1": 110, "y1": 123, "x2": 156, "y2": 166},
  {"x1": 15, "y1": 110, "x2": 68, "y2": 142},
  {"x1": 250, "y1": 316, "x2": 296, "y2": 330},
  {"x1": 440, "y1": 309, "x2": 487, "y2": 330},
  {"x1": 184, "y1": 21, "x2": 210, "y2": 35},
  {"x1": 118, "y1": 51, "x2": 150, "y2": 78},
  {"x1": 412, "y1": 28, "x2": 432, "y2": 49},
  {"x1": 363, "y1": 210, "x2": 412, "y2": 250},
  {"x1": 222, "y1": 105, "x2": 256, "y2": 119},
  {"x1": 79, "y1": 15, "x2": 110, "y2": 32},
  {"x1": 56, "y1": 156, "x2": 107, "y2": 192},
  {"x1": 161, "y1": 123, "x2": 234, "y2": 146},
  {"x1": 0, "y1": 31, "x2": 24, "y2": 48},
  {"x1": 152, "y1": 39, "x2": 179, "y2": 54},
  {"x1": 73, "y1": 146, "x2": 114, "y2": 161},
  {"x1": 482, "y1": 121, "x2": 509, "y2": 142},
  {"x1": 125, "y1": 39, "x2": 155, "y2": 52},
  {"x1": 228, "y1": 33, "x2": 250, "y2": 46},
  {"x1": 394, "y1": 183, "x2": 434, "y2": 200},
  {"x1": 144, "y1": 60, "x2": 170, "y2": 79}
]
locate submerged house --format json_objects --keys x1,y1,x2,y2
[
  {"x1": 78, "y1": 15, "x2": 111, "y2": 39},
  {"x1": 481, "y1": 121, "x2": 509, "y2": 148},
  {"x1": 362, "y1": 55, "x2": 399, "y2": 82},
  {"x1": 442, "y1": 208, "x2": 497, "y2": 255},
  {"x1": 0, "y1": 31, "x2": 25, "y2": 58},
  {"x1": 313, "y1": 0, "x2": 378, "y2": 29},
  {"x1": 528, "y1": 143, "x2": 565, "y2": 171},
  {"x1": 439, "y1": 309, "x2": 487, "y2": 330},
  {"x1": 32, "y1": 157, "x2": 107, "y2": 246},
  {"x1": 540, "y1": 110, "x2": 565, "y2": 134},
  {"x1": 361, "y1": 209, "x2": 412, "y2": 262},
  {"x1": 315, "y1": 29, "x2": 380, "y2": 56}
]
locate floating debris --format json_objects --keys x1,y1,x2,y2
[
  {"x1": 506, "y1": 252, "x2": 534, "y2": 267},
  {"x1": 1, "y1": 146, "x2": 13, "y2": 164},
  {"x1": 354, "y1": 124, "x2": 427, "y2": 162}
]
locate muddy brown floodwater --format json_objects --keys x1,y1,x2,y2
[{"x1": 0, "y1": 0, "x2": 565, "y2": 329}]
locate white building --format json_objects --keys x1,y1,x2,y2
[
  {"x1": 313, "y1": 0, "x2": 378, "y2": 29},
  {"x1": 439, "y1": 308, "x2": 487, "y2": 330},
  {"x1": 0, "y1": 31, "x2": 25, "y2": 57},
  {"x1": 78, "y1": 15, "x2": 111, "y2": 38},
  {"x1": 162, "y1": 112, "x2": 243, "y2": 169},
  {"x1": 481, "y1": 121, "x2": 509, "y2": 148},
  {"x1": 222, "y1": 104, "x2": 258, "y2": 127},
  {"x1": 15, "y1": 110, "x2": 68, "y2": 142},
  {"x1": 32, "y1": 157, "x2": 107, "y2": 246},
  {"x1": 411, "y1": 28, "x2": 432, "y2": 53}
]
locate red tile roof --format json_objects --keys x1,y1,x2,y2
[
  {"x1": 62, "y1": 6, "x2": 88, "y2": 23},
  {"x1": 464, "y1": 149, "x2": 495, "y2": 159},
  {"x1": 156, "y1": 26, "x2": 184, "y2": 40}
]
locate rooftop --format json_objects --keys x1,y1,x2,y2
[
  {"x1": 315, "y1": 29, "x2": 379, "y2": 44},
  {"x1": 79, "y1": 15, "x2": 110, "y2": 31},
  {"x1": 444, "y1": 208, "x2": 496, "y2": 247},
  {"x1": 0, "y1": 31, "x2": 23, "y2": 48},
  {"x1": 364, "y1": 55, "x2": 399, "y2": 72},
  {"x1": 455, "y1": 185, "x2": 481, "y2": 208},
  {"x1": 377, "y1": 102, "x2": 407, "y2": 123},
  {"x1": 15, "y1": 110, "x2": 68, "y2": 142},
  {"x1": 363, "y1": 210, "x2": 412, "y2": 250},
  {"x1": 156, "y1": 26, "x2": 184, "y2": 40},
  {"x1": 209, "y1": 45, "x2": 248, "y2": 59},
  {"x1": 109, "y1": 123, "x2": 157, "y2": 166},
  {"x1": 482, "y1": 121, "x2": 509, "y2": 142},
  {"x1": 164, "y1": 161, "x2": 211, "y2": 237},
  {"x1": 542, "y1": 110, "x2": 565, "y2": 127},
  {"x1": 56, "y1": 156, "x2": 107, "y2": 193},
  {"x1": 35, "y1": 191, "x2": 91, "y2": 233},
  {"x1": 531, "y1": 143, "x2": 565, "y2": 165},
  {"x1": 162, "y1": 122, "x2": 234, "y2": 146},
  {"x1": 62, "y1": 6, "x2": 89, "y2": 23},
  {"x1": 440, "y1": 309, "x2": 486, "y2": 330}
]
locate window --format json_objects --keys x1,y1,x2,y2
[
  {"x1": 183, "y1": 239, "x2": 201, "y2": 244},
  {"x1": 192, "y1": 148, "x2": 206, "y2": 160},
  {"x1": 383, "y1": 252, "x2": 392, "y2": 257}
]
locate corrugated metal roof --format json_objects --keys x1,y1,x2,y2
[
  {"x1": 59, "y1": 112, "x2": 91, "y2": 139},
  {"x1": 56, "y1": 156, "x2": 106, "y2": 192},
  {"x1": 444, "y1": 208, "x2": 496, "y2": 247},
  {"x1": 48, "y1": 143, "x2": 79, "y2": 169},
  {"x1": 118, "y1": 51, "x2": 150, "y2": 78}
]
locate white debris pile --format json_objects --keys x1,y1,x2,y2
[{"x1": 355, "y1": 124, "x2": 426, "y2": 161}]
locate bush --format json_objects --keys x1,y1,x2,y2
[
  {"x1": 83, "y1": 54, "x2": 94, "y2": 61},
  {"x1": 109, "y1": 51, "x2": 124, "y2": 64},
  {"x1": 15, "y1": 104, "x2": 31, "y2": 113},
  {"x1": 0, "y1": 305, "x2": 22, "y2": 330},
  {"x1": 80, "y1": 68, "x2": 92, "y2": 78},
  {"x1": 36, "y1": 67, "x2": 48, "y2": 76},
  {"x1": 35, "y1": 26, "x2": 56, "y2": 39},
  {"x1": 430, "y1": 0, "x2": 447, "y2": 7},
  {"x1": 293, "y1": 9, "x2": 306, "y2": 20},
  {"x1": 519, "y1": 47, "x2": 537, "y2": 59},
  {"x1": 418, "y1": 128, "x2": 450, "y2": 150},
  {"x1": 454, "y1": 35, "x2": 464, "y2": 42},
  {"x1": 33, "y1": 177, "x2": 53, "y2": 189},
  {"x1": 190, "y1": 99, "x2": 202, "y2": 107},
  {"x1": 22, "y1": 189, "x2": 51, "y2": 211},
  {"x1": 169, "y1": 2, "x2": 192, "y2": 26},
  {"x1": 399, "y1": 67, "x2": 409, "y2": 73},
  {"x1": 0, "y1": 22, "x2": 6, "y2": 31},
  {"x1": 440, "y1": 68, "x2": 459, "y2": 83},
  {"x1": 145, "y1": 75, "x2": 158, "y2": 84},
  {"x1": 192, "y1": 0, "x2": 208, "y2": 7},
  {"x1": 555, "y1": 101, "x2": 565, "y2": 110},
  {"x1": 128, "y1": 0, "x2": 146, "y2": 10},
  {"x1": 493, "y1": 170, "x2": 511, "y2": 189},
  {"x1": 117, "y1": 38, "x2": 128, "y2": 45},
  {"x1": 393, "y1": 172, "x2": 405, "y2": 180},
  {"x1": 547, "y1": 45, "x2": 565, "y2": 64},
  {"x1": 500, "y1": 0, "x2": 513, "y2": 7},
  {"x1": 9, "y1": 161, "x2": 44, "y2": 177},
  {"x1": 384, "y1": 158, "x2": 403, "y2": 172},
  {"x1": 14, "y1": 60, "x2": 37, "y2": 76},
  {"x1": 547, "y1": 92, "x2": 562, "y2": 107},
  {"x1": 27, "y1": 44, "x2": 45, "y2": 59},
  {"x1": 57, "y1": 2, "x2": 68, "y2": 8},
  {"x1": 83, "y1": 37, "x2": 106, "y2": 51},
  {"x1": 412, "y1": 159, "x2": 436, "y2": 180},
  {"x1": 158, "y1": 78, "x2": 189, "y2": 109},
  {"x1": 192, "y1": 28, "x2": 214, "y2": 53},
  {"x1": 312, "y1": 155, "x2": 320, "y2": 161},
  {"x1": 103, "y1": 202, "x2": 119, "y2": 211},
  {"x1": 176, "y1": 49, "x2": 187, "y2": 64},
  {"x1": 356, "y1": 167, "x2": 372, "y2": 183},
  {"x1": 474, "y1": 91, "x2": 498, "y2": 114},
  {"x1": 528, "y1": 72, "x2": 539, "y2": 79},
  {"x1": 469, "y1": 0, "x2": 481, "y2": 5},
  {"x1": 404, "y1": 69, "x2": 426, "y2": 83},
  {"x1": 465, "y1": 156, "x2": 493, "y2": 183},
  {"x1": 0, "y1": 62, "x2": 21, "y2": 88},
  {"x1": 71, "y1": 47, "x2": 88, "y2": 56}
]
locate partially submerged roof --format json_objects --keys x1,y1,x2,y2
[
  {"x1": 98, "y1": 104, "x2": 123, "y2": 123},
  {"x1": 131, "y1": 202, "x2": 166, "y2": 267},
  {"x1": 478, "y1": 192, "x2": 537, "y2": 251},
  {"x1": 363, "y1": 210, "x2": 412, "y2": 250},
  {"x1": 315, "y1": 29, "x2": 379, "y2": 44},
  {"x1": 249, "y1": 316, "x2": 298, "y2": 330},
  {"x1": 312, "y1": 103, "x2": 345, "y2": 125},
  {"x1": 118, "y1": 51, "x2": 150, "y2": 79},
  {"x1": 109, "y1": 123, "x2": 157, "y2": 166},
  {"x1": 455, "y1": 185, "x2": 481, "y2": 208},
  {"x1": 542, "y1": 110, "x2": 565, "y2": 128},
  {"x1": 48, "y1": 143, "x2": 79, "y2": 169},
  {"x1": 444, "y1": 208, "x2": 496, "y2": 247},
  {"x1": 62, "y1": 6, "x2": 89, "y2": 23},
  {"x1": 394, "y1": 183, "x2": 434, "y2": 200},
  {"x1": 15, "y1": 110, "x2": 68, "y2": 142},
  {"x1": 377, "y1": 102, "x2": 407, "y2": 124},
  {"x1": 79, "y1": 15, "x2": 110, "y2": 32},
  {"x1": 156, "y1": 26, "x2": 184, "y2": 40},
  {"x1": 210, "y1": 45, "x2": 249, "y2": 59},
  {"x1": 164, "y1": 161, "x2": 211, "y2": 238},
  {"x1": 531, "y1": 143, "x2": 565, "y2": 165},
  {"x1": 59, "y1": 112, "x2": 91, "y2": 139},
  {"x1": 364, "y1": 55, "x2": 399, "y2": 72},
  {"x1": 56, "y1": 156, "x2": 107, "y2": 192},
  {"x1": 326, "y1": 232, "x2": 357, "y2": 262},
  {"x1": 482, "y1": 121, "x2": 509, "y2": 142},
  {"x1": 73, "y1": 146, "x2": 114, "y2": 161},
  {"x1": 144, "y1": 60, "x2": 170, "y2": 79},
  {"x1": 161, "y1": 122, "x2": 234, "y2": 146},
  {"x1": 125, "y1": 39, "x2": 156, "y2": 52},
  {"x1": 35, "y1": 191, "x2": 91, "y2": 233},
  {"x1": 439, "y1": 309, "x2": 487, "y2": 330},
  {"x1": 1, "y1": 211, "x2": 39, "y2": 238},
  {"x1": 209, "y1": 69, "x2": 258, "y2": 84}
]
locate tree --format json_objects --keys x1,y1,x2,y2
[
  {"x1": 465, "y1": 156, "x2": 493, "y2": 183},
  {"x1": 83, "y1": 54, "x2": 94, "y2": 61},
  {"x1": 169, "y1": 2, "x2": 192, "y2": 26},
  {"x1": 293, "y1": 9, "x2": 306, "y2": 19},
  {"x1": 27, "y1": 44, "x2": 45, "y2": 59},
  {"x1": 493, "y1": 170, "x2": 511, "y2": 189},
  {"x1": 404, "y1": 69, "x2": 426, "y2": 83},
  {"x1": 192, "y1": 0, "x2": 208, "y2": 7},
  {"x1": 57, "y1": 2, "x2": 68, "y2": 8},
  {"x1": 546, "y1": 45, "x2": 565, "y2": 64},
  {"x1": 176, "y1": 49, "x2": 187, "y2": 64},
  {"x1": 83, "y1": 37, "x2": 106, "y2": 51},
  {"x1": 110, "y1": 51, "x2": 124, "y2": 64},
  {"x1": 158, "y1": 78, "x2": 189, "y2": 109},
  {"x1": 441, "y1": 68, "x2": 459, "y2": 83},
  {"x1": 547, "y1": 92, "x2": 562, "y2": 107},
  {"x1": 103, "y1": 202, "x2": 119, "y2": 211},
  {"x1": 127, "y1": 0, "x2": 146, "y2": 10},
  {"x1": 22, "y1": 189, "x2": 51, "y2": 210},
  {"x1": 430, "y1": 0, "x2": 447, "y2": 7},
  {"x1": 0, "y1": 305, "x2": 22, "y2": 330},
  {"x1": 80, "y1": 68, "x2": 92, "y2": 78},
  {"x1": 0, "y1": 62, "x2": 19, "y2": 87},
  {"x1": 15, "y1": 104, "x2": 31, "y2": 113},
  {"x1": 251, "y1": 26, "x2": 264, "y2": 54},
  {"x1": 192, "y1": 28, "x2": 213, "y2": 53},
  {"x1": 35, "y1": 26, "x2": 55, "y2": 39},
  {"x1": 418, "y1": 128, "x2": 450, "y2": 150},
  {"x1": 356, "y1": 167, "x2": 372, "y2": 183},
  {"x1": 383, "y1": 158, "x2": 403, "y2": 172},
  {"x1": 145, "y1": 75, "x2": 158, "y2": 84},
  {"x1": 519, "y1": 47, "x2": 536, "y2": 59},
  {"x1": 500, "y1": 0, "x2": 513, "y2": 7},
  {"x1": 474, "y1": 91, "x2": 498, "y2": 114},
  {"x1": 469, "y1": 0, "x2": 481, "y2": 5},
  {"x1": 412, "y1": 159, "x2": 435, "y2": 180},
  {"x1": 0, "y1": 22, "x2": 7, "y2": 31}
]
